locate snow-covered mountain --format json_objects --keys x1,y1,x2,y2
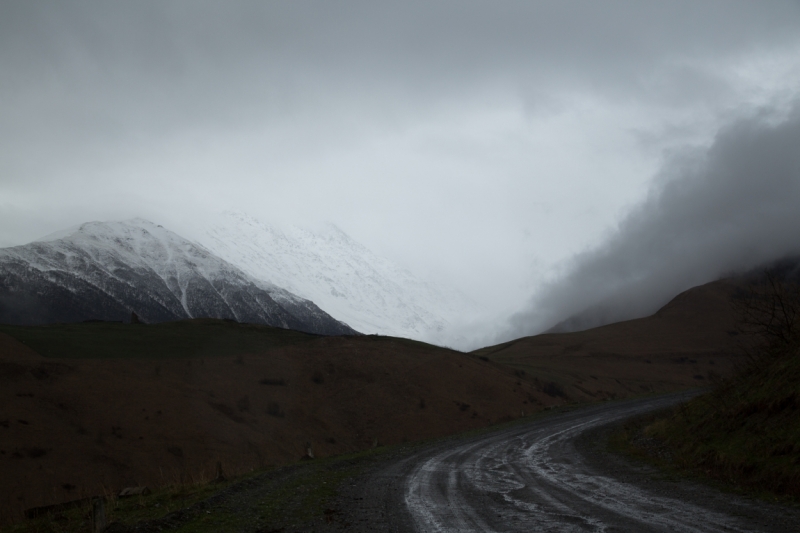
[
  {"x1": 0, "y1": 219, "x2": 355, "y2": 335},
  {"x1": 184, "y1": 211, "x2": 480, "y2": 342}
]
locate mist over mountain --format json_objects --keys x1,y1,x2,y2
[
  {"x1": 0, "y1": 219, "x2": 355, "y2": 335},
  {"x1": 181, "y1": 211, "x2": 481, "y2": 346},
  {"x1": 505, "y1": 104, "x2": 800, "y2": 339}
]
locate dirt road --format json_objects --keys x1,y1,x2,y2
[{"x1": 331, "y1": 393, "x2": 800, "y2": 533}]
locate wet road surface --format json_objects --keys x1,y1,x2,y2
[{"x1": 338, "y1": 393, "x2": 800, "y2": 533}]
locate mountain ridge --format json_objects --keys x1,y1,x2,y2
[{"x1": 0, "y1": 219, "x2": 355, "y2": 335}]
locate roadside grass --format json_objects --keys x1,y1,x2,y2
[
  {"x1": 0, "y1": 477, "x2": 236, "y2": 533},
  {"x1": 0, "y1": 443, "x2": 397, "y2": 533},
  {"x1": 0, "y1": 453, "x2": 361, "y2": 533},
  {"x1": 1, "y1": 401, "x2": 593, "y2": 533},
  {"x1": 169, "y1": 447, "x2": 388, "y2": 533},
  {"x1": 611, "y1": 275, "x2": 800, "y2": 504},
  {"x1": 610, "y1": 348, "x2": 800, "y2": 504}
]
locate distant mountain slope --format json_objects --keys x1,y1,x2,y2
[
  {"x1": 474, "y1": 279, "x2": 743, "y2": 401},
  {"x1": 542, "y1": 255, "x2": 800, "y2": 335},
  {"x1": 0, "y1": 219, "x2": 355, "y2": 335},
  {"x1": 186, "y1": 211, "x2": 479, "y2": 341}
]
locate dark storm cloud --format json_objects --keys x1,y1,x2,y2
[
  {"x1": 504, "y1": 105, "x2": 800, "y2": 338},
  {"x1": 3, "y1": 1, "x2": 799, "y2": 142},
  {"x1": 2, "y1": 0, "x2": 798, "y2": 187}
]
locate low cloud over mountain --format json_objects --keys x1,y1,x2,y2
[{"x1": 505, "y1": 104, "x2": 800, "y2": 338}]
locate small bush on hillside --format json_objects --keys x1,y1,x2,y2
[
  {"x1": 733, "y1": 270, "x2": 800, "y2": 363},
  {"x1": 457, "y1": 402, "x2": 471, "y2": 412},
  {"x1": 259, "y1": 378, "x2": 287, "y2": 386},
  {"x1": 543, "y1": 381, "x2": 567, "y2": 398},
  {"x1": 267, "y1": 402, "x2": 285, "y2": 418},
  {"x1": 236, "y1": 395, "x2": 250, "y2": 413}
]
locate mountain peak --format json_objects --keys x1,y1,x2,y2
[{"x1": 0, "y1": 219, "x2": 356, "y2": 335}]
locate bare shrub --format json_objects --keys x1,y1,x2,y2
[
  {"x1": 266, "y1": 402, "x2": 284, "y2": 418},
  {"x1": 236, "y1": 395, "x2": 250, "y2": 413},
  {"x1": 733, "y1": 269, "x2": 800, "y2": 363},
  {"x1": 454, "y1": 401, "x2": 470, "y2": 411},
  {"x1": 543, "y1": 381, "x2": 567, "y2": 398}
]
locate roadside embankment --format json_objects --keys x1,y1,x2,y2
[{"x1": 613, "y1": 346, "x2": 800, "y2": 502}]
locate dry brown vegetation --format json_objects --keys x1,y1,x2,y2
[
  {"x1": 617, "y1": 273, "x2": 800, "y2": 500},
  {"x1": 0, "y1": 329, "x2": 554, "y2": 523},
  {"x1": 473, "y1": 280, "x2": 744, "y2": 400},
  {"x1": 0, "y1": 278, "x2": 749, "y2": 524}
]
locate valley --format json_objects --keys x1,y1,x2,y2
[
  {"x1": 0, "y1": 274, "x2": 750, "y2": 526},
  {"x1": 0, "y1": 221, "x2": 795, "y2": 530}
]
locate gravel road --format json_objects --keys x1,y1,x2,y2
[{"x1": 328, "y1": 393, "x2": 800, "y2": 533}]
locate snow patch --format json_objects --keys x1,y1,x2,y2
[{"x1": 185, "y1": 211, "x2": 482, "y2": 345}]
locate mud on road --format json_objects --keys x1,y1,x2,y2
[
  {"x1": 123, "y1": 393, "x2": 800, "y2": 532},
  {"x1": 325, "y1": 393, "x2": 800, "y2": 533}
]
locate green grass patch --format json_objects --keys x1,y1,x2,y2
[
  {"x1": 0, "y1": 446, "x2": 390, "y2": 533},
  {"x1": 144, "y1": 448, "x2": 386, "y2": 533},
  {"x1": 0, "y1": 319, "x2": 319, "y2": 359},
  {"x1": 1, "y1": 478, "x2": 236, "y2": 533}
]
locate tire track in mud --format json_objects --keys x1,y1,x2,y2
[{"x1": 340, "y1": 393, "x2": 800, "y2": 533}]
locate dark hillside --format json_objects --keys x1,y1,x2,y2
[
  {"x1": 619, "y1": 275, "x2": 800, "y2": 499},
  {"x1": 0, "y1": 319, "x2": 320, "y2": 359},
  {"x1": 0, "y1": 321, "x2": 554, "y2": 523},
  {"x1": 625, "y1": 347, "x2": 800, "y2": 499},
  {"x1": 473, "y1": 279, "x2": 744, "y2": 401}
]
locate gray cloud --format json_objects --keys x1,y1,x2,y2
[
  {"x1": 504, "y1": 104, "x2": 800, "y2": 338},
  {"x1": 2, "y1": 1, "x2": 800, "y2": 327},
  {"x1": 3, "y1": 1, "x2": 798, "y2": 150}
]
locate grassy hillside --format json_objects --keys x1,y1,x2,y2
[
  {"x1": 0, "y1": 277, "x2": 755, "y2": 523},
  {"x1": 0, "y1": 321, "x2": 555, "y2": 523},
  {"x1": 617, "y1": 277, "x2": 800, "y2": 500},
  {"x1": 0, "y1": 319, "x2": 321, "y2": 359},
  {"x1": 472, "y1": 280, "x2": 743, "y2": 401},
  {"x1": 620, "y1": 348, "x2": 800, "y2": 500}
]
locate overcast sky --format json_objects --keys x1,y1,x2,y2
[{"x1": 2, "y1": 1, "x2": 800, "y2": 339}]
